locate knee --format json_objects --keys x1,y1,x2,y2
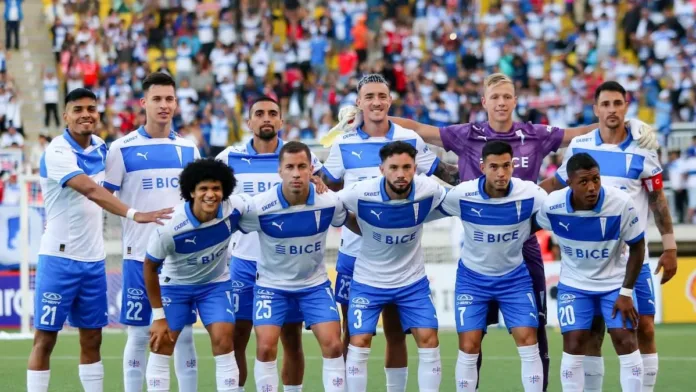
[
  {"x1": 460, "y1": 338, "x2": 481, "y2": 354},
  {"x1": 563, "y1": 337, "x2": 585, "y2": 355},
  {"x1": 256, "y1": 338, "x2": 278, "y2": 361},
  {"x1": 419, "y1": 332, "x2": 439, "y2": 349},
  {"x1": 350, "y1": 334, "x2": 372, "y2": 349},
  {"x1": 384, "y1": 330, "x2": 406, "y2": 346},
  {"x1": 323, "y1": 339, "x2": 344, "y2": 358},
  {"x1": 637, "y1": 319, "x2": 655, "y2": 343},
  {"x1": 611, "y1": 332, "x2": 637, "y2": 353},
  {"x1": 79, "y1": 331, "x2": 102, "y2": 353},
  {"x1": 32, "y1": 332, "x2": 57, "y2": 356}
]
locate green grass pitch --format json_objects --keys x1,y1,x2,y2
[{"x1": 1, "y1": 324, "x2": 694, "y2": 391}]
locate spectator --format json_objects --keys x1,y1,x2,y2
[
  {"x1": 1, "y1": 172, "x2": 19, "y2": 205},
  {"x1": 0, "y1": 126, "x2": 23, "y2": 148},
  {"x1": 4, "y1": 0, "x2": 22, "y2": 51}
]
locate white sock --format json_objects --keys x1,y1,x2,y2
[
  {"x1": 174, "y1": 325, "x2": 198, "y2": 392},
  {"x1": 284, "y1": 385, "x2": 303, "y2": 391},
  {"x1": 518, "y1": 344, "x2": 543, "y2": 392},
  {"x1": 641, "y1": 353, "x2": 658, "y2": 392},
  {"x1": 560, "y1": 352, "x2": 584, "y2": 392},
  {"x1": 254, "y1": 359, "x2": 278, "y2": 392},
  {"x1": 455, "y1": 350, "x2": 478, "y2": 391},
  {"x1": 27, "y1": 369, "x2": 50, "y2": 392},
  {"x1": 384, "y1": 367, "x2": 408, "y2": 392},
  {"x1": 418, "y1": 347, "x2": 441, "y2": 392},
  {"x1": 345, "y1": 344, "x2": 370, "y2": 392},
  {"x1": 146, "y1": 353, "x2": 171, "y2": 391},
  {"x1": 323, "y1": 356, "x2": 346, "y2": 392},
  {"x1": 124, "y1": 325, "x2": 150, "y2": 392},
  {"x1": 214, "y1": 352, "x2": 239, "y2": 391},
  {"x1": 79, "y1": 361, "x2": 104, "y2": 392},
  {"x1": 583, "y1": 356, "x2": 605, "y2": 392},
  {"x1": 619, "y1": 350, "x2": 643, "y2": 392}
]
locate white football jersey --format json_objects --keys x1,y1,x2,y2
[
  {"x1": 555, "y1": 129, "x2": 662, "y2": 263},
  {"x1": 39, "y1": 130, "x2": 107, "y2": 262},
  {"x1": 535, "y1": 186, "x2": 644, "y2": 292},
  {"x1": 104, "y1": 127, "x2": 200, "y2": 262},
  {"x1": 239, "y1": 183, "x2": 347, "y2": 291},
  {"x1": 338, "y1": 175, "x2": 446, "y2": 288},
  {"x1": 439, "y1": 177, "x2": 547, "y2": 276},
  {"x1": 321, "y1": 123, "x2": 440, "y2": 257},
  {"x1": 146, "y1": 195, "x2": 250, "y2": 286},
  {"x1": 216, "y1": 139, "x2": 323, "y2": 262}
]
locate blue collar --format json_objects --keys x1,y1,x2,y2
[
  {"x1": 477, "y1": 175, "x2": 513, "y2": 200},
  {"x1": 356, "y1": 121, "x2": 395, "y2": 140},
  {"x1": 63, "y1": 128, "x2": 96, "y2": 151},
  {"x1": 245, "y1": 138, "x2": 284, "y2": 156},
  {"x1": 380, "y1": 177, "x2": 416, "y2": 202},
  {"x1": 184, "y1": 201, "x2": 223, "y2": 228},
  {"x1": 594, "y1": 129, "x2": 633, "y2": 151},
  {"x1": 137, "y1": 125, "x2": 176, "y2": 140},
  {"x1": 276, "y1": 182, "x2": 316, "y2": 208},
  {"x1": 565, "y1": 186, "x2": 605, "y2": 213}
]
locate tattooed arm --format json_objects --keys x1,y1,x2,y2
[
  {"x1": 432, "y1": 160, "x2": 460, "y2": 186},
  {"x1": 648, "y1": 190, "x2": 678, "y2": 284}
]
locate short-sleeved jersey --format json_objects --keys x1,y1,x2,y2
[
  {"x1": 555, "y1": 130, "x2": 662, "y2": 263},
  {"x1": 440, "y1": 121, "x2": 564, "y2": 181},
  {"x1": 321, "y1": 122, "x2": 440, "y2": 257},
  {"x1": 535, "y1": 186, "x2": 645, "y2": 292},
  {"x1": 103, "y1": 126, "x2": 200, "y2": 262},
  {"x1": 239, "y1": 183, "x2": 347, "y2": 291},
  {"x1": 145, "y1": 195, "x2": 249, "y2": 286},
  {"x1": 338, "y1": 175, "x2": 447, "y2": 289},
  {"x1": 439, "y1": 177, "x2": 547, "y2": 276},
  {"x1": 215, "y1": 139, "x2": 323, "y2": 262},
  {"x1": 39, "y1": 130, "x2": 108, "y2": 262}
]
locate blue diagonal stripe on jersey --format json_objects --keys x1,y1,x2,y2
[
  {"x1": 259, "y1": 207, "x2": 335, "y2": 238},
  {"x1": 571, "y1": 148, "x2": 645, "y2": 180},
  {"x1": 339, "y1": 140, "x2": 416, "y2": 169},
  {"x1": 458, "y1": 198, "x2": 535, "y2": 226},
  {"x1": 121, "y1": 145, "x2": 195, "y2": 173},
  {"x1": 546, "y1": 214, "x2": 621, "y2": 242},
  {"x1": 173, "y1": 211, "x2": 241, "y2": 253},
  {"x1": 226, "y1": 154, "x2": 279, "y2": 174},
  {"x1": 357, "y1": 197, "x2": 433, "y2": 229}
]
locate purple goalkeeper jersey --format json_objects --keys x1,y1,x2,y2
[{"x1": 439, "y1": 121, "x2": 565, "y2": 182}]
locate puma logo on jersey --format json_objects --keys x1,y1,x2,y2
[
  {"x1": 241, "y1": 157, "x2": 252, "y2": 164},
  {"x1": 559, "y1": 222, "x2": 570, "y2": 231},
  {"x1": 272, "y1": 221, "x2": 284, "y2": 231},
  {"x1": 137, "y1": 152, "x2": 149, "y2": 160},
  {"x1": 529, "y1": 312, "x2": 537, "y2": 320},
  {"x1": 477, "y1": 135, "x2": 487, "y2": 141},
  {"x1": 185, "y1": 237, "x2": 196, "y2": 244},
  {"x1": 470, "y1": 208, "x2": 483, "y2": 217},
  {"x1": 370, "y1": 210, "x2": 382, "y2": 220},
  {"x1": 351, "y1": 151, "x2": 363, "y2": 159}
]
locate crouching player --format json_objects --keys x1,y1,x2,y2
[
  {"x1": 337, "y1": 141, "x2": 446, "y2": 392},
  {"x1": 143, "y1": 159, "x2": 250, "y2": 391},
  {"x1": 533, "y1": 153, "x2": 646, "y2": 391}
]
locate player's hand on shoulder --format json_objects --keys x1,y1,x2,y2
[
  {"x1": 626, "y1": 118, "x2": 659, "y2": 150},
  {"x1": 311, "y1": 175, "x2": 329, "y2": 194},
  {"x1": 149, "y1": 319, "x2": 174, "y2": 353},
  {"x1": 135, "y1": 207, "x2": 174, "y2": 225}
]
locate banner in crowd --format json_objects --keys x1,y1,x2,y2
[
  {"x1": 0, "y1": 206, "x2": 43, "y2": 267},
  {"x1": 661, "y1": 257, "x2": 696, "y2": 323}
]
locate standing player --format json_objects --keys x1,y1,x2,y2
[
  {"x1": 338, "y1": 141, "x2": 445, "y2": 392},
  {"x1": 541, "y1": 81, "x2": 677, "y2": 392},
  {"x1": 437, "y1": 141, "x2": 546, "y2": 392},
  {"x1": 238, "y1": 142, "x2": 350, "y2": 392},
  {"x1": 143, "y1": 158, "x2": 249, "y2": 392},
  {"x1": 388, "y1": 73, "x2": 658, "y2": 391},
  {"x1": 104, "y1": 72, "x2": 200, "y2": 392},
  {"x1": 216, "y1": 96, "x2": 327, "y2": 392},
  {"x1": 321, "y1": 74, "x2": 459, "y2": 391},
  {"x1": 27, "y1": 88, "x2": 171, "y2": 392},
  {"x1": 534, "y1": 153, "x2": 646, "y2": 391}
]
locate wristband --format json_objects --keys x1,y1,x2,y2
[
  {"x1": 126, "y1": 208, "x2": 138, "y2": 221},
  {"x1": 152, "y1": 307, "x2": 166, "y2": 320},
  {"x1": 661, "y1": 233, "x2": 677, "y2": 251},
  {"x1": 619, "y1": 287, "x2": 633, "y2": 297}
]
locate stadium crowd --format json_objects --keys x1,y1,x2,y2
[{"x1": 0, "y1": 0, "x2": 694, "y2": 222}]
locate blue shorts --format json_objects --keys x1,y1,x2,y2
[
  {"x1": 348, "y1": 277, "x2": 438, "y2": 336},
  {"x1": 230, "y1": 256, "x2": 303, "y2": 323},
  {"x1": 334, "y1": 252, "x2": 356, "y2": 305},
  {"x1": 34, "y1": 255, "x2": 108, "y2": 331},
  {"x1": 253, "y1": 280, "x2": 340, "y2": 329},
  {"x1": 557, "y1": 283, "x2": 637, "y2": 333},
  {"x1": 455, "y1": 262, "x2": 539, "y2": 333},
  {"x1": 120, "y1": 260, "x2": 197, "y2": 326},
  {"x1": 161, "y1": 281, "x2": 234, "y2": 332},
  {"x1": 634, "y1": 264, "x2": 656, "y2": 316}
]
